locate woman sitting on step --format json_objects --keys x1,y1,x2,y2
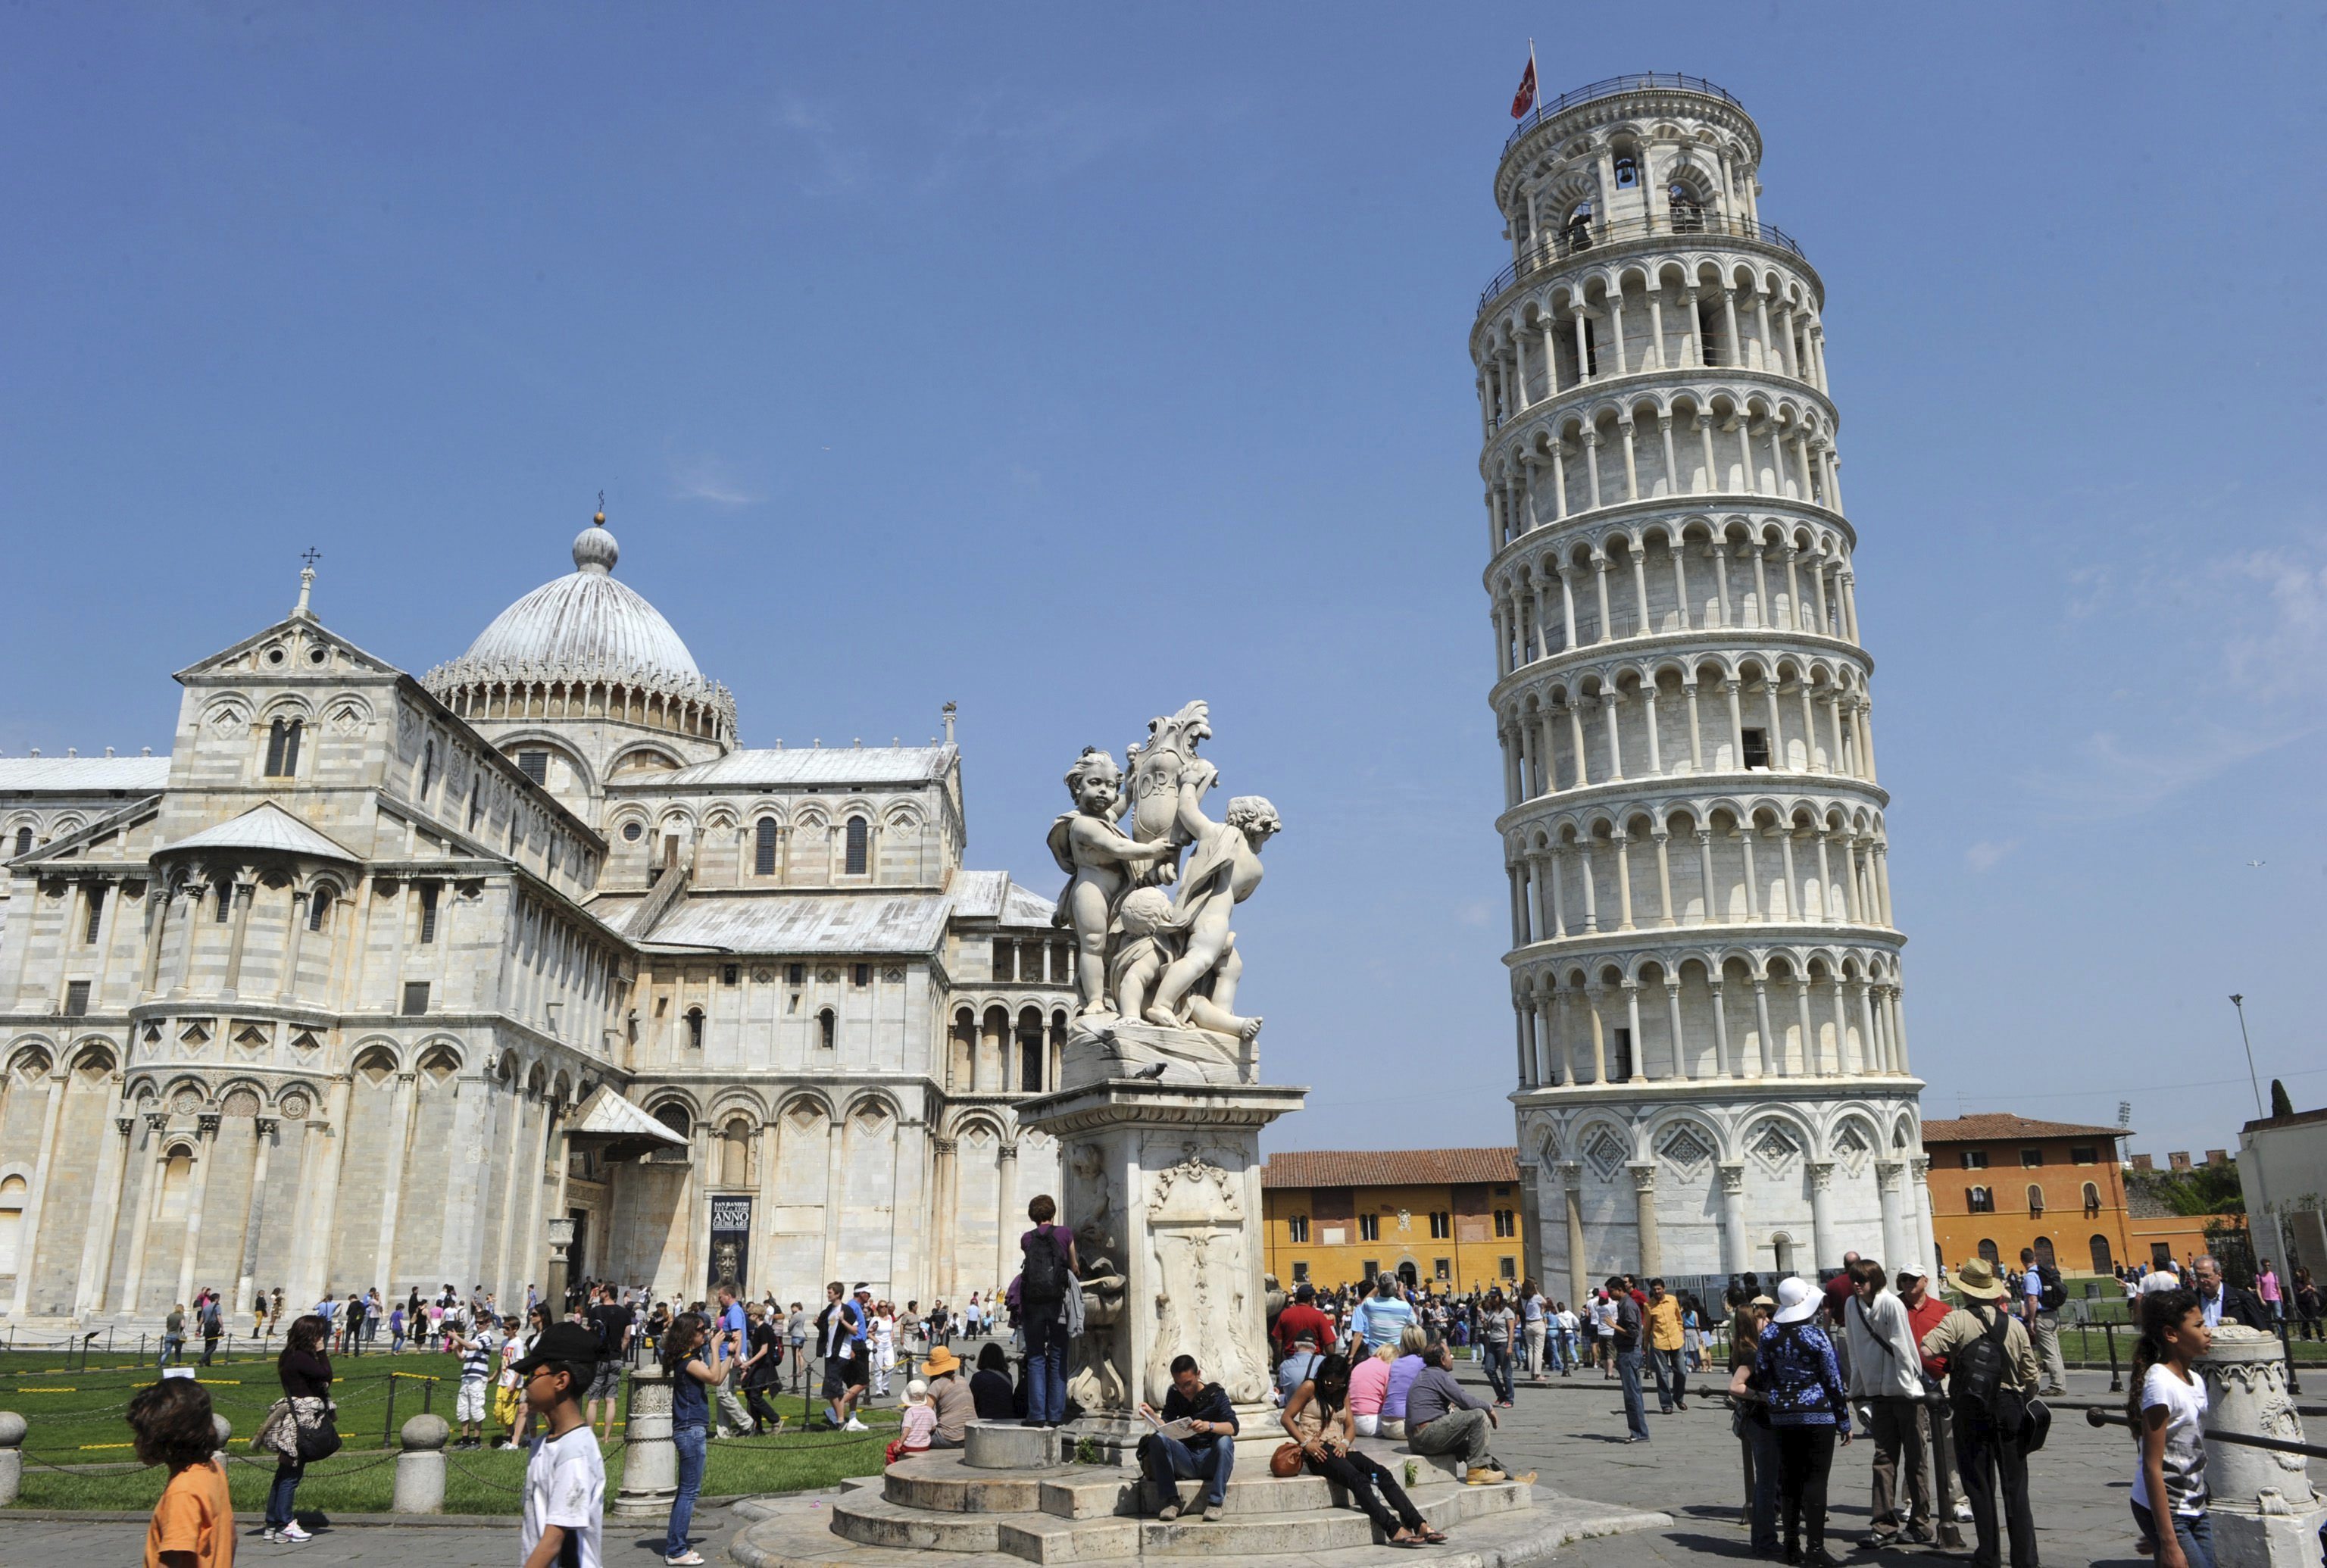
[{"x1": 1280, "y1": 1352, "x2": 1445, "y2": 1548}]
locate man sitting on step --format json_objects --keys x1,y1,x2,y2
[
  {"x1": 1137, "y1": 1354, "x2": 1239, "y2": 1523},
  {"x1": 1404, "y1": 1342, "x2": 1535, "y2": 1487}
]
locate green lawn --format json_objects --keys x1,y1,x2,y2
[{"x1": 0, "y1": 1347, "x2": 899, "y2": 1514}]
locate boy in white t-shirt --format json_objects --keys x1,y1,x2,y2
[{"x1": 519, "y1": 1321, "x2": 607, "y2": 1568}]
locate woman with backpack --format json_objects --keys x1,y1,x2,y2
[
  {"x1": 1017, "y1": 1194, "x2": 1078, "y2": 1427},
  {"x1": 1919, "y1": 1257, "x2": 2039, "y2": 1568},
  {"x1": 1760, "y1": 1278, "x2": 1852, "y2": 1566}
]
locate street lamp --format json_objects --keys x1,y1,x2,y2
[{"x1": 2229, "y1": 995, "x2": 2291, "y2": 1293}]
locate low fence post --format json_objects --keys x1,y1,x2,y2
[
  {"x1": 2280, "y1": 1319, "x2": 2304, "y2": 1396},
  {"x1": 392, "y1": 1415, "x2": 448, "y2": 1514},
  {"x1": 2104, "y1": 1320, "x2": 2121, "y2": 1392},
  {"x1": 0, "y1": 1412, "x2": 23, "y2": 1506},
  {"x1": 383, "y1": 1376, "x2": 400, "y2": 1449}
]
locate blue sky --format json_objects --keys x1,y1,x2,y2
[{"x1": 5, "y1": 5, "x2": 2323, "y2": 1159}]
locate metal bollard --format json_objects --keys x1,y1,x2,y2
[
  {"x1": 383, "y1": 1377, "x2": 400, "y2": 1448},
  {"x1": 0, "y1": 1411, "x2": 23, "y2": 1506},
  {"x1": 2279, "y1": 1318, "x2": 2304, "y2": 1396},
  {"x1": 393, "y1": 1415, "x2": 449, "y2": 1514},
  {"x1": 2104, "y1": 1320, "x2": 2121, "y2": 1392}
]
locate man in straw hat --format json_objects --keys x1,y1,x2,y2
[{"x1": 1918, "y1": 1257, "x2": 2038, "y2": 1568}]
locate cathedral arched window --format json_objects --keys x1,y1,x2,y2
[
  {"x1": 263, "y1": 718, "x2": 302, "y2": 778},
  {"x1": 685, "y1": 1007, "x2": 704, "y2": 1049},
  {"x1": 654, "y1": 1103, "x2": 691, "y2": 1140},
  {"x1": 308, "y1": 889, "x2": 332, "y2": 932},
  {"x1": 844, "y1": 817, "x2": 869, "y2": 876},
  {"x1": 11, "y1": 827, "x2": 30, "y2": 857},
  {"x1": 2026, "y1": 1183, "x2": 2045, "y2": 1216},
  {"x1": 817, "y1": 1007, "x2": 837, "y2": 1050},
  {"x1": 213, "y1": 878, "x2": 235, "y2": 923},
  {"x1": 418, "y1": 740, "x2": 437, "y2": 800},
  {"x1": 754, "y1": 818, "x2": 779, "y2": 876}
]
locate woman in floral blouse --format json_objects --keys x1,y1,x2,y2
[{"x1": 1760, "y1": 1277, "x2": 1852, "y2": 1566}]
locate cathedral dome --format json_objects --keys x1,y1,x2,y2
[
  {"x1": 423, "y1": 516, "x2": 736, "y2": 745},
  {"x1": 458, "y1": 523, "x2": 701, "y2": 679}
]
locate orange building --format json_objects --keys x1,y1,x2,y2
[
  {"x1": 1260, "y1": 1148, "x2": 1533, "y2": 1293},
  {"x1": 1919, "y1": 1114, "x2": 2132, "y2": 1277}
]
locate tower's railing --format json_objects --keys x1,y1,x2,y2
[
  {"x1": 1479, "y1": 211, "x2": 1807, "y2": 309},
  {"x1": 1504, "y1": 73, "x2": 1744, "y2": 155}
]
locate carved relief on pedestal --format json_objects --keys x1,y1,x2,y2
[
  {"x1": 1064, "y1": 1140, "x2": 1130, "y2": 1411},
  {"x1": 1142, "y1": 1142, "x2": 1265, "y2": 1405}
]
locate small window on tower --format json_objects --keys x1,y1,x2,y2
[
  {"x1": 817, "y1": 1007, "x2": 837, "y2": 1049},
  {"x1": 83, "y1": 887, "x2": 105, "y2": 944},
  {"x1": 1741, "y1": 728, "x2": 1771, "y2": 770},
  {"x1": 1613, "y1": 153, "x2": 1638, "y2": 187},
  {"x1": 992, "y1": 939, "x2": 1014, "y2": 982},
  {"x1": 1610, "y1": 1027, "x2": 1633, "y2": 1081},
  {"x1": 12, "y1": 828, "x2": 30, "y2": 857},
  {"x1": 264, "y1": 718, "x2": 302, "y2": 778},
  {"x1": 308, "y1": 890, "x2": 332, "y2": 932},
  {"x1": 686, "y1": 1007, "x2": 704, "y2": 1048},
  {"x1": 517, "y1": 751, "x2": 548, "y2": 786},
  {"x1": 417, "y1": 885, "x2": 439, "y2": 944},
  {"x1": 401, "y1": 981, "x2": 431, "y2": 1016},
  {"x1": 721, "y1": 964, "x2": 739, "y2": 986},
  {"x1": 845, "y1": 816, "x2": 869, "y2": 875},
  {"x1": 852, "y1": 963, "x2": 870, "y2": 987},
  {"x1": 64, "y1": 979, "x2": 91, "y2": 1017},
  {"x1": 786, "y1": 962, "x2": 805, "y2": 986},
  {"x1": 754, "y1": 818, "x2": 779, "y2": 876}
]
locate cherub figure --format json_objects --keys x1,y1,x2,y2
[
  {"x1": 1143, "y1": 765, "x2": 1279, "y2": 1041},
  {"x1": 1047, "y1": 748, "x2": 1181, "y2": 1017}
]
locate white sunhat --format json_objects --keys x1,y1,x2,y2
[{"x1": 1773, "y1": 1276, "x2": 1821, "y2": 1326}]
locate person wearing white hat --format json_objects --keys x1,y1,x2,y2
[{"x1": 1761, "y1": 1276, "x2": 1852, "y2": 1566}]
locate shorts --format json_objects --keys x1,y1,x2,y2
[
  {"x1": 492, "y1": 1385, "x2": 522, "y2": 1428},
  {"x1": 821, "y1": 1356, "x2": 864, "y2": 1401},
  {"x1": 457, "y1": 1379, "x2": 488, "y2": 1423},
  {"x1": 588, "y1": 1360, "x2": 625, "y2": 1402}
]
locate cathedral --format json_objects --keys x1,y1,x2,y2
[{"x1": 0, "y1": 518, "x2": 1067, "y2": 1327}]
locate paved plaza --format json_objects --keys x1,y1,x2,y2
[{"x1": 1, "y1": 1363, "x2": 2241, "y2": 1567}]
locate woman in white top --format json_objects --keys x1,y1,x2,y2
[{"x1": 872, "y1": 1304, "x2": 898, "y2": 1398}]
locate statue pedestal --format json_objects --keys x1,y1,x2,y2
[{"x1": 1017, "y1": 1077, "x2": 1304, "y2": 1451}]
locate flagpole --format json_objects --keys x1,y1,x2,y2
[{"x1": 1528, "y1": 39, "x2": 1538, "y2": 120}]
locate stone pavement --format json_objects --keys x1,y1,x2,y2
[{"x1": 0, "y1": 1363, "x2": 2291, "y2": 1566}]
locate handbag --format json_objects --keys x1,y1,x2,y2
[
  {"x1": 295, "y1": 1410, "x2": 343, "y2": 1463},
  {"x1": 2020, "y1": 1395, "x2": 2051, "y2": 1453},
  {"x1": 1269, "y1": 1441, "x2": 1304, "y2": 1478}
]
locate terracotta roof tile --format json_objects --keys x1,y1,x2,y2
[
  {"x1": 1260, "y1": 1148, "x2": 1519, "y2": 1189},
  {"x1": 1920, "y1": 1114, "x2": 2126, "y2": 1143}
]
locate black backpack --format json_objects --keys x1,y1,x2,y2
[
  {"x1": 2036, "y1": 1265, "x2": 2066, "y2": 1313},
  {"x1": 1023, "y1": 1226, "x2": 1071, "y2": 1304},
  {"x1": 1950, "y1": 1306, "x2": 2016, "y2": 1421}
]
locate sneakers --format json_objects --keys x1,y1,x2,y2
[
  {"x1": 277, "y1": 1522, "x2": 312, "y2": 1543},
  {"x1": 843, "y1": 1417, "x2": 868, "y2": 1431},
  {"x1": 666, "y1": 1552, "x2": 707, "y2": 1566},
  {"x1": 1466, "y1": 1466, "x2": 1507, "y2": 1485},
  {"x1": 1157, "y1": 1503, "x2": 1182, "y2": 1522},
  {"x1": 1203, "y1": 1504, "x2": 1223, "y2": 1522},
  {"x1": 1953, "y1": 1500, "x2": 1974, "y2": 1523}
]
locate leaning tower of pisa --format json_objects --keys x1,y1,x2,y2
[{"x1": 1475, "y1": 75, "x2": 1932, "y2": 1298}]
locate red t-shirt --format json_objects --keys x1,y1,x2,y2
[
  {"x1": 1823, "y1": 1273, "x2": 1854, "y2": 1323},
  {"x1": 1905, "y1": 1294, "x2": 1951, "y2": 1379},
  {"x1": 1274, "y1": 1301, "x2": 1335, "y2": 1355}
]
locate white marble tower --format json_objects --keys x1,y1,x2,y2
[{"x1": 1476, "y1": 75, "x2": 1932, "y2": 1297}]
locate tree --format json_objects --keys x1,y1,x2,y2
[{"x1": 2271, "y1": 1079, "x2": 2295, "y2": 1118}]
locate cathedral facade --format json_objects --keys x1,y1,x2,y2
[{"x1": 0, "y1": 520, "x2": 1065, "y2": 1326}]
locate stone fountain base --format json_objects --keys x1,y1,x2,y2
[{"x1": 729, "y1": 1423, "x2": 1669, "y2": 1567}]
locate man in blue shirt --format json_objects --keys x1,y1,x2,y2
[
  {"x1": 713, "y1": 1285, "x2": 754, "y2": 1437},
  {"x1": 1349, "y1": 1276, "x2": 1416, "y2": 1353}
]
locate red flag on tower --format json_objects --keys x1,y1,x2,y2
[{"x1": 1510, "y1": 45, "x2": 1538, "y2": 119}]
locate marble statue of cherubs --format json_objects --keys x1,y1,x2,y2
[
  {"x1": 1144, "y1": 761, "x2": 1279, "y2": 1040},
  {"x1": 1047, "y1": 748, "x2": 1182, "y2": 1018}
]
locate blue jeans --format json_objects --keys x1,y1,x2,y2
[
  {"x1": 1142, "y1": 1432, "x2": 1234, "y2": 1509},
  {"x1": 665, "y1": 1424, "x2": 707, "y2": 1556},
  {"x1": 1614, "y1": 1348, "x2": 1650, "y2": 1441},
  {"x1": 266, "y1": 1464, "x2": 302, "y2": 1529},
  {"x1": 2132, "y1": 1502, "x2": 2215, "y2": 1568},
  {"x1": 1650, "y1": 1346, "x2": 1686, "y2": 1410},
  {"x1": 158, "y1": 1335, "x2": 183, "y2": 1369},
  {"x1": 1023, "y1": 1310, "x2": 1067, "y2": 1424},
  {"x1": 1482, "y1": 1340, "x2": 1514, "y2": 1403},
  {"x1": 1554, "y1": 1329, "x2": 1575, "y2": 1372}
]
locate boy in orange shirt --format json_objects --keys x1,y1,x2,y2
[{"x1": 129, "y1": 1377, "x2": 233, "y2": 1567}]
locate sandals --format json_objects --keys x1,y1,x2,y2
[
  {"x1": 1387, "y1": 1535, "x2": 1428, "y2": 1549},
  {"x1": 1421, "y1": 1529, "x2": 1451, "y2": 1544}
]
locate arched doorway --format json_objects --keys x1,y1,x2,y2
[
  {"x1": 2089, "y1": 1235, "x2": 2115, "y2": 1274},
  {"x1": 1978, "y1": 1238, "x2": 2001, "y2": 1266},
  {"x1": 2032, "y1": 1237, "x2": 2057, "y2": 1270},
  {"x1": 1397, "y1": 1260, "x2": 1419, "y2": 1290}
]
